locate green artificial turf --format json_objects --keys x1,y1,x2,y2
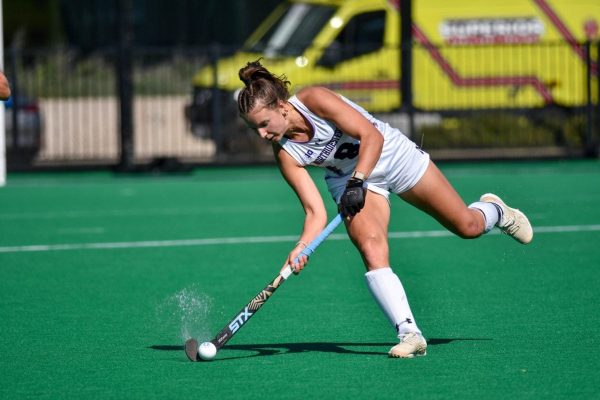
[{"x1": 1, "y1": 160, "x2": 599, "y2": 399}]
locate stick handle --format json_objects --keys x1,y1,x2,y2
[{"x1": 281, "y1": 213, "x2": 343, "y2": 279}]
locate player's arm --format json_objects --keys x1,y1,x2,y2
[
  {"x1": 273, "y1": 143, "x2": 327, "y2": 273},
  {"x1": 0, "y1": 72, "x2": 11, "y2": 100},
  {"x1": 297, "y1": 87, "x2": 383, "y2": 179}
]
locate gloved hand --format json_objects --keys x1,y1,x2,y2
[{"x1": 339, "y1": 177, "x2": 366, "y2": 218}]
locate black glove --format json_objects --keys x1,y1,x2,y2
[{"x1": 339, "y1": 177, "x2": 366, "y2": 218}]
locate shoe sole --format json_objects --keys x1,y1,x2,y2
[
  {"x1": 480, "y1": 193, "x2": 533, "y2": 244},
  {"x1": 388, "y1": 341, "x2": 428, "y2": 358},
  {"x1": 389, "y1": 350, "x2": 427, "y2": 358}
]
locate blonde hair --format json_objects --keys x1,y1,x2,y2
[{"x1": 238, "y1": 60, "x2": 290, "y2": 114}]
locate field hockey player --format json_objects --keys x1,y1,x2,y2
[{"x1": 237, "y1": 60, "x2": 533, "y2": 358}]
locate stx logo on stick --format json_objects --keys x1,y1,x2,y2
[{"x1": 229, "y1": 307, "x2": 253, "y2": 334}]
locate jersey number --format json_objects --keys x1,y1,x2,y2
[
  {"x1": 326, "y1": 143, "x2": 360, "y2": 176},
  {"x1": 333, "y1": 143, "x2": 359, "y2": 160}
]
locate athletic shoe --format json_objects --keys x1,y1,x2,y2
[
  {"x1": 480, "y1": 193, "x2": 533, "y2": 244},
  {"x1": 388, "y1": 332, "x2": 427, "y2": 358}
]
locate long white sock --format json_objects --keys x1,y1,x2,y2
[
  {"x1": 364, "y1": 267, "x2": 421, "y2": 337},
  {"x1": 468, "y1": 201, "x2": 501, "y2": 232}
]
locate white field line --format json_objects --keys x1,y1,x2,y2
[
  {"x1": 0, "y1": 205, "x2": 295, "y2": 220},
  {"x1": 1, "y1": 224, "x2": 599, "y2": 254}
]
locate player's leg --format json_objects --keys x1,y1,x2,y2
[
  {"x1": 344, "y1": 189, "x2": 390, "y2": 269},
  {"x1": 399, "y1": 161, "x2": 489, "y2": 238},
  {"x1": 399, "y1": 161, "x2": 532, "y2": 244},
  {"x1": 344, "y1": 190, "x2": 426, "y2": 357}
]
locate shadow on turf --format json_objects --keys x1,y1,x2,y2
[{"x1": 150, "y1": 338, "x2": 490, "y2": 361}]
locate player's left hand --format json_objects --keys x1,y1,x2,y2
[{"x1": 339, "y1": 177, "x2": 366, "y2": 217}]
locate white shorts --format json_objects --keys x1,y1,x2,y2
[{"x1": 326, "y1": 132, "x2": 430, "y2": 203}]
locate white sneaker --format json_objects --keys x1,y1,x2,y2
[
  {"x1": 388, "y1": 332, "x2": 427, "y2": 358},
  {"x1": 480, "y1": 193, "x2": 533, "y2": 244}
]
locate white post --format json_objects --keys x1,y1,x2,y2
[{"x1": 0, "y1": 0, "x2": 6, "y2": 187}]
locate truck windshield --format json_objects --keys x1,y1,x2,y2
[{"x1": 246, "y1": 3, "x2": 335, "y2": 57}]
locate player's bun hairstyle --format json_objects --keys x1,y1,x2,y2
[{"x1": 238, "y1": 60, "x2": 290, "y2": 114}]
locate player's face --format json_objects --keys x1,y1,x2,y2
[{"x1": 242, "y1": 102, "x2": 287, "y2": 142}]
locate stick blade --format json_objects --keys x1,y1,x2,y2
[{"x1": 185, "y1": 338, "x2": 199, "y2": 362}]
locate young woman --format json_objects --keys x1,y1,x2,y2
[{"x1": 237, "y1": 60, "x2": 532, "y2": 358}]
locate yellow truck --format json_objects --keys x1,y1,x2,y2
[{"x1": 186, "y1": 0, "x2": 600, "y2": 141}]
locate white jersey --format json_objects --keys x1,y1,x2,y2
[{"x1": 280, "y1": 95, "x2": 430, "y2": 202}]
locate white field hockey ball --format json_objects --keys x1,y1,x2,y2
[{"x1": 198, "y1": 341, "x2": 217, "y2": 361}]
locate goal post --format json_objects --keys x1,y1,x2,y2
[{"x1": 0, "y1": 0, "x2": 6, "y2": 187}]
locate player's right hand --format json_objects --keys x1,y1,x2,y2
[
  {"x1": 339, "y1": 177, "x2": 366, "y2": 217},
  {"x1": 281, "y1": 242, "x2": 309, "y2": 275}
]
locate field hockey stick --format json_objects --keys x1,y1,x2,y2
[{"x1": 185, "y1": 213, "x2": 343, "y2": 361}]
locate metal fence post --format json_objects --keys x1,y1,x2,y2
[
  {"x1": 211, "y1": 44, "x2": 223, "y2": 157},
  {"x1": 584, "y1": 40, "x2": 599, "y2": 158},
  {"x1": 9, "y1": 46, "x2": 19, "y2": 152},
  {"x1": 597, "y1": 41, "x2": 600, "y2": 158},
  {"x1": 585, "y1": 41, "x2": 593, "y2": 156},
  {"x1": 400, "y1": 0, "x2": 415, "y2": 139},
  {"x1": 116, "y1": 0, "x2": 135, "y2": 170}
]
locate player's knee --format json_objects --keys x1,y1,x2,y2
[
  {"x1": 454, "y1": 219, "x2": 482, "y2": 239},
  {"x1": 355, "y1": 233, "x2": 386, "y2": 256}
]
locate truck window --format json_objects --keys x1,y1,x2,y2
[
  {"x1": 246, "y1": 4, "x2": 335, "y2": 57},
  {"x1": 318, "y1": 10, "x2": 386, "y2": 68}
]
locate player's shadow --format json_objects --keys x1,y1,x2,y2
[{"x1": 150, "y1": 338, "x2": 491, "y2": 361}]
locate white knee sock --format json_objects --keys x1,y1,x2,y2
[
  {"x1": 468, "y1": 201, "x2": 501, "y2": 232},
  {"x1": 364, "y1": 267, "x2": 421, "y2": 337}
]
